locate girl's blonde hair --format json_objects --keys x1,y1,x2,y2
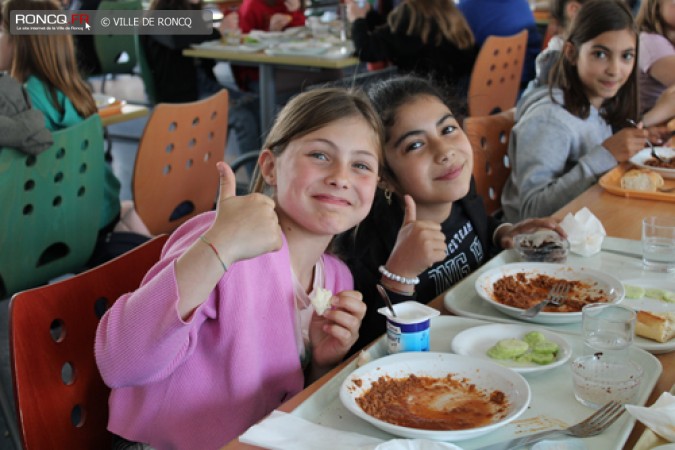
[
  {"x1": 251, "y1": 86, "x2": 384, "y2": 193},
  {"x1": 550, "y1": 0, "x2": 639, "y2": 129},
  {"x1": 636, "y1": 0, "x2": 669, "y2": 36},
  {"x1": 388, "y1": 0, "x2": 474, "y2": 49},
  {"x1": 2, "y1": 0, "x2": 97, "y2": 118}
]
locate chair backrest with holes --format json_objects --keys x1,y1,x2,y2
[
  {"x1": 8, "y1": 234, "x2": 167, "y2": 450},
  {"x1": 467, "y1": 30, "x2": 528, "y2": 117},
  {"x1": 464, "y1": 108, "x2": 515, "y2": 216},
  {"x1": 0, "y1": 115, "x2": 105, "y2": 298},
  {"x1": 132, "y1": 89, "x2": 229, "y2": 235},
  {"x1": 93, "y1": 0, "x2": 142, "y2": 75}
]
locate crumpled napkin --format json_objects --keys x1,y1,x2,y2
[
  {"x1": 239, "y1": 411, "x2": 463, "y2": 450},
  {"x1": 626, "y1": 392, "x2": 675, "y2": 442},
  {"x1": 559, "y1": 207, "x2": 606, "y2": 257}
]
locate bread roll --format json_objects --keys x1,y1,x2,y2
[
  {"x1": 635, "y1": 310, "x2": 675, "y2": 343},
  {"x1": 620, "y1": 168, "x2": 665, "y2": 192},
  {"x1": 310, "y1": 288, "x2": 333, "y2": 316}
]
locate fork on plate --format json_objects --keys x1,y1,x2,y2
[
  {"x1": 520, "y1": 283, "x2": 570, "y2": 319},
  {"x1": 626, "y1": 118, "x2": 666, "y2": 163},
  {"x1": 477, "y1": 401, "x2": 626, "y2": 450}
]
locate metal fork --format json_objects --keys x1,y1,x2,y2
[
  {"x1": 626, "y1": 118, "x2": 665, "y2": 163},
  {"x1": 477, "y1": 401, "x2": 626, "y2": 450},
  {"x1": 520, "y1": 283, "x2": 570, "y2": 318}
]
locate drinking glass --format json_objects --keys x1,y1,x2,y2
[
  {"x1": 582, "y1": 304, "x2": 635, "y2": 359},
  {"x1": 642, "y1": 216, "x2": 675, "y2": 273}
]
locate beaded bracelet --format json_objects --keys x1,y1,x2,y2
[
  {"x1": 199, "y1": 235, "x2": 228, "y2": 273},
  {"x1": 378, "y1": 265, "x2": 420, "y2": 285}
]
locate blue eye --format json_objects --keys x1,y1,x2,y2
[
  {"x1": 310, "y1": 152, "x2": 328, "y2": 161},
  {"x1": 353, "y1": 162, "x2": 372, "y2": 171}
]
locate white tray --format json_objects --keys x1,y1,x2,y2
[
  {"x1": 291, "y1": 315, "x2": 662, "y2": 449},
  {"x1": 444, "y1": 238, "x2": 675, "y2": 353}
]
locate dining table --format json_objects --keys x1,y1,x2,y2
[
  {"x1": 221, "y1": 179, "x2": 674, "y2": 450},
  {"x1": 183, "y1": 38, "x2": 360, "y2": 135}
]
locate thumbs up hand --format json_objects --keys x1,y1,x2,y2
[
  {"x1": 384, "y1": 195, "x2": 447, "y2": 281},
  {"x1": 205, "y1": 162, "x2": 283, "y2": 267}
]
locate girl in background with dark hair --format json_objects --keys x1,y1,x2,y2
[
  {"x1": 502, "y1": 0, "x2": 649, "y2": 222},
  {"x1": 346, "y1": 0, "x2": 476, "y2": 103}
]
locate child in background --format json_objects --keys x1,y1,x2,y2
[
  {"x1": 502, "y1": 0, "x2": 649, "y2": 222},
  {"x1": 142, "y1": 0, "x2": 261, "y2": 155},
  {"x1": 336, "y1": 76, "x2": 564, "y2": 353},
  {"x1": 238, "y1": 0, "x2": 305, "y2": 33},
  {"x1": 1, "y1": 0, "x2": 150, "y2": 263},
  {"x1": 346, "y1": 0, "x2": 477, "y2": 104},
  {"x1": 524, "y1": 0, "x2": 586, "y2": 94},
  {"x1": 95, "y1": 87, "x2": 382, "y2": 450},
  {"x1": 636, "y1": 0, "x2": 675, "y2": 113}
]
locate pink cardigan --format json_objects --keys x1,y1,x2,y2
[{"x1": 95, "y1": 211, "x2": 354, "y2": 450}]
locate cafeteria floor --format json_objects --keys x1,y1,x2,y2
[{"x1": 0, "y1": 64, "x2": 244, "y2": 450}]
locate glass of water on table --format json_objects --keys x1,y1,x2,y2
[{"x1": 642, "y1": 216, "x2": 675, "y2": 273}]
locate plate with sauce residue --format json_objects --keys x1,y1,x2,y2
[
  {"x1": 474, "y1": 263, "x2": 624, "y2": 324},
  {"x1": 339, "y1": 352, "x2": 530, "y2": 441},
  {"x1": 629, "y1": 147, "x2": 675, "y2": 179}
]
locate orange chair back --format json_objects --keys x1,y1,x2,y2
[
  {"x1": 464, "y1": 109, "x2": 515, "y2": 216},
  {"x1": 9, "y1": 234, "x2": 168, "y2": 450},
  {"x1": 467, "y1": 30, "x2": 528, "y2": 117},
  {"x1": 132, "y1": 89, "x2": 229, "y2": 235}
]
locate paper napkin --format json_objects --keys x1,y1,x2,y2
[
  {"x1": 239, "y1": 411, "x2": 463, "y2": 450},
  {"x1": 559, "y1": 207, "x2": 606, "y2": 257},
  {"x1": 626, "y1": 392, "x2": 675, "y2": 442}
]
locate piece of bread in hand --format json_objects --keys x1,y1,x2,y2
[
  {"x1": 620, "y1": 168, "x2": 665, "y2": 192},
  {"x1": 310, "y1": 288, "x2": 333, "y2": 316},
  {"x1": 635, "y1": 310, "x2": 675, "y2": 343}
]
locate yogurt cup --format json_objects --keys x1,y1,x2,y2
[{"x1": 378, "y1": 301, "x2": 440, "y2": 354}]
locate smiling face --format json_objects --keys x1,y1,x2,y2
[
  {"x1": 566, "y1": 28, "x2": 636, "y2": 109},
  {"x1": 260, "y1": 115, "x2": 380, "y2": 237},
  {"x1": 383, "y1": 95, "x2": 473, "y2": 220}
]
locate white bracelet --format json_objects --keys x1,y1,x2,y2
[{"x1": 378, "y1": 265, "x2": 420, "y2": 285}]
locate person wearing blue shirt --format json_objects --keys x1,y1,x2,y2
[{"x1": 458, "y1": 0, "x2": 542, "y2": 88}]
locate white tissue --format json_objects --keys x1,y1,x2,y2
[
  {"x1": 626, "y1": 392, "x2": 675, "y2": 442},
  {"x1": 559, "y1": 207, "x2": 606, "y2": 257},
  {"x1": 240, "y1": 411, "x2": 463, "y2": 450}
]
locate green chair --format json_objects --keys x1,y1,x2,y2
[
  {"x1": 94, "y1": 0, "x2": 143, "y2": 92},
  {"x1": 0, "y1": 115, "x2": 105, "y2": 298},
  {"x1": 134, "y1": 32, "x2": 157, "y2": 105}
]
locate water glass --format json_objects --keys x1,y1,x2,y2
[
  {"x1": 642, "y1": 216, "x2": 675, "y2": 273},
  {"x1": 582, "y1": 304, "x2": 635, "y2": 359}
]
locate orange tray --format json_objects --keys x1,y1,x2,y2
[
  {"x1": 97, "y1": 100, "x2": 125, "y2": 118},
  {"x1": 599, "y1": 165, "x2": 675, "y2": 203}
]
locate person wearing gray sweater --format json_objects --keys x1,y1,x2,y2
[
  {"x1": 502, "y1": 0, "x2": 653, "y2": 223},
  {"x1": 0, "y1": 73, "x2": 52, "y2": 155},
  {"x1": 501, "y1": 87, "x2": 618, "y2": 222}
]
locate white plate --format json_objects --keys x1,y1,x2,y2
[
  {"x1": 621, "y1": 277, "x2": 675, "y2": 354},
  {"x1": 629, "y1": 147, "x2": 675, "y2": 179},
  {"x1": 451, "y1": 324, "x2": 573, "y2": 374},
  {"x1": 339, "y1": 352, "x2": 531, "y2": 441},
  {"x1": 474, "y1": 263, "x2": 624, "y2": 324}
]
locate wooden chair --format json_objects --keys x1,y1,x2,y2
[
  {"x1": 132, "y1": 89, "x2": 229, "y2": 235},
  {"x1": 464, "y1": 108, "x2": 516, "y2": 216},
  {"x1": 8, "y1": 234, "x2": 168, "y2": 450},
  {"x1": 467, "y1": 30, "x2": 528, "y2": 117},
  {"x1": 0, "y1": 115, "x2": 105, "y2": 298}
]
